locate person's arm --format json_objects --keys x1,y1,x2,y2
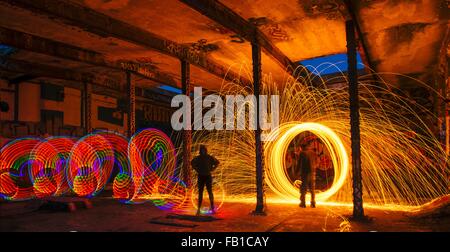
[
  {"x1": 291, "y1": 158, "x2": 299, "y2": 180},
  {"x1": 211, "y1": 156, "x2": 219, "y2": 171}
]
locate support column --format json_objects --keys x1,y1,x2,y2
[
  {"x1": 252, "y1": 42, "x2": 265, "y2": 215},
  {"x1": 442, "y1": 85, "x2": 448, "y2": 156},
  {"x1": 126, "y1": 71, "x2": 136, "y2": 138},
  {"x1": 14, "y1": 82, "x2": 19, "y2": 122},
  {"x1": 346, "y1": 20, "x2": 364, "y2": 219},
  {"x1": 181, "y1": 60, "x2": 192, "y2": 187},
  {"x1": 81, "y1": 84, "x2": 84, "y2": 135},
  {"x1": 82, "y1": 82, "x2": 92, "y2": 135},
  {"x1": 444, "y1": 57, "x2": 449, "y2": 158},
  {"x1": 437, "y1": 30, "x2": 449, "y2": 156}
]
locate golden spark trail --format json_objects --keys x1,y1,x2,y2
[
  {"x1": 176, "y1": 66, "x2": 449, "y2": 210},
  {"x1": 264, "y1": 122, "x2": 349, "y2": 202}
]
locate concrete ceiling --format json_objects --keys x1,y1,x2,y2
[
  {"x1": 354, "y1": 0, "x2": 448, "y2": 87},
  {"x1": 0, "y1": 0, "x2": 448, "y2": 92}
]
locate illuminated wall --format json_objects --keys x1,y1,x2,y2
[
  {"x1": 91, "y1": 93, "x2": 127, "y2": 135},
  {"x1": 0, "y1": 81, "x2": 127, "y2": 138},
  {"x1": 18, "y1": 82, "x2": 40, "y2": 122},
  {"x1": 41, "y1": 87, "x2": 81, "y2": 126}
]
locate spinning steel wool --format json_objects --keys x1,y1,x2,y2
[{"x1": 189, "y1": 70, "x2": 448, "y2": 208}]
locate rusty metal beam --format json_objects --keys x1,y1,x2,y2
[
  {"x1": 179, "y1": 0, "x2": 304, "y2": 78},
  {"x1": 13, "y1": 80, "x2": 18, "y2": 122},
  {"x1": 7, "y1": 73, "x2": 35, "y2": 85},
  {"x1": 126, "y1": 71, "x2": 136, "y2": 138},
  {"x1": 181, "y1": 59, "x2": 192, "y2": 187},
  {"x1": 251, "y1": 42, "x2": 265, "y2": 215},
  {"x1": 0, "y1": 0, "x2": 251, "y2": 87},
  {"x1": 0, "y1": 57, "x2": 122, "y2": 93},
  {"x1": 436, "y1": 27, "x2": 449, "y2": 154},
  {"x1": 346, "y1": 20, "x2": 364, "y2": 219},
  {"x1": 0, "y1": 26, "x2": 177, "y2": 87},
  {"x1": 82, "y1": 81, "x2": 92, "y2": 134}
]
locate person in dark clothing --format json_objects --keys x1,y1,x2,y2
[
  {"x1": 191, "y1": 145, "x2": 219, "y2": 215},
  {"x1": 297, "y1": 142, "x2": 318, "y2": 208}
]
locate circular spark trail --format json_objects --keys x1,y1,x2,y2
[
  {"x1": 264, "y1": 122, "x2": 349, "y2": 202},
  {"x1": 189, "y1": 69, "x2": 449, "y2": 207}
]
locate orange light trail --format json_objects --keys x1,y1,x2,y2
[
  {"x1": 264, "y1": 122, "x2": 349, "y2": 202},
  {"x1": 187, "y1": 68, "x2": 449, "y2": 210}
]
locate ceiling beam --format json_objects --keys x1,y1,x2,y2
[
  {"x1": 0, "y1": 26, "x2": 177, "y2": 87},
  {"x1": 0, "y1": 0, "x2": 251, "y2": 87},
  {"x1": 8, "y1": 73, "x2": 35, "y2": 85},
  {"x1": 0, "y1": 57, "x2": 122, "y2": 94},
  {"x1": 341, "y1": 0, "x2": 377, "y2": 73},
  {"x1": 179, "y1": 0, "x2": 307, "y2": 78}
]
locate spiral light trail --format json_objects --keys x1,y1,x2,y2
[
  {"x1": 0, "y1": 138, "x2": 41, "y2": 201},
  {"x1": 29, "y1": 137, "x2": 75, "y2": 197}
]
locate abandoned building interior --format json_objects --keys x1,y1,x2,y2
[{"x1": 0, "y1": 0, "x2": 448, "y2": 232}]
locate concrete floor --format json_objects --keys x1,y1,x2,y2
[{"x1": 1, "y1": 195, "x2": 449, "y2": 232}]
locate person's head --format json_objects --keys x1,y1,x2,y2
[
  {"x1": 199, "y1": 145, "x2": 207, "y2": 155},
  {"x1": 301, "y1": 141, "x2": 311, "y2": 150}
]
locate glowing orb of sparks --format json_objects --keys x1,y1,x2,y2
[{"x1": 264, "y1": 122, "x2": 349, "y2": 202}]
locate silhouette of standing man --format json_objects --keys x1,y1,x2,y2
[
  {"x1": 191, "y1": 145, "x2": 219, "y2": 215},
  {"x1": 297, "y1": 141, "x2": 318, "y2": 208}
]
